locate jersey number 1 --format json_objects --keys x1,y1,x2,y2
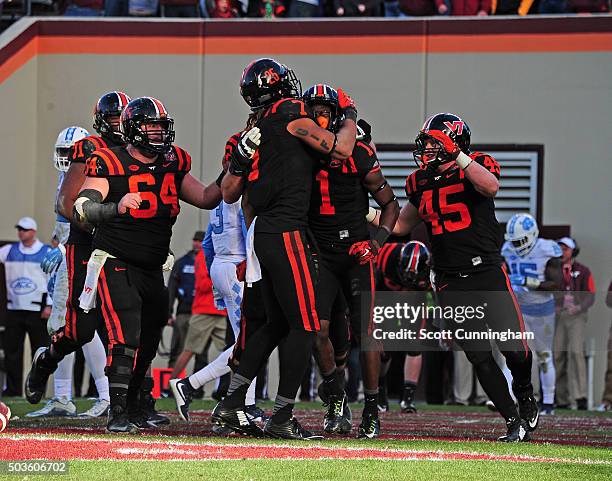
[
  {"x1": 128, "y1": 173, "x2": 179, "y2": 218},
  {"x1": 315, "y1": 170, "x2": 335, "y2": 215}
]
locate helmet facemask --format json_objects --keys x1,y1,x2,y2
[
  {"x1": 54, "y1": 147, "x2": 71, "y2": 172},
  {"x1": 130, "y1": 118, "x2": 175, "y2": 155},
  {"x1": 94, "y1": 111, "x2": 124, "y2": 143},
  {"x1": 413, "y1": 131, "x2": 455, "y2": 171}
]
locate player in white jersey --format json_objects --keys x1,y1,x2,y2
[
  {"x1": 26, "y1": 127, "x2": 111, "y2": 419},
  {"x1": 170, "y1": 199, "x2": 265, "y2": 424},
  {"x1": 502, "y1": 213, "x2": 563, "y2": 414}
]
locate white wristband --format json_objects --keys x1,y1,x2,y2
[
  {"x1": 366, "y1": 206, "x2": 378, "y2": 223},
  {"x1": 456, "y1": 151, "x2": 473, "y2": 170}
]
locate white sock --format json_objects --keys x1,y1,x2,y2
[
  {"x1": 189, "y1": 346, "x2": 232, "y2": 390},
  {"x1": 82, "y1": 332, "x2": 109, "y2": 402},
  {"x1": 540, "y1": 355, "x2": 556, "y2": 405},
  {"x1": 246, "y1": 377, "x2": 257, "y2": 406},
  {"x1": 54, "y1": 353, "x2": 75, "y2": 400}
]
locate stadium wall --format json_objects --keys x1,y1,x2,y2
[{"x1": 0, "y1": 16, "x2": 610, "y2": 401}]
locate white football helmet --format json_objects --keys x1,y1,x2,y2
[
  {"x1": 505, "y1": 213, "x2": 539, "y2": 256},
  {"x1": 54, "y1": 126, "x2": 89, "y2": 172}
]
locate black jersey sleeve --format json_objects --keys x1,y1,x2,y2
[
  {"x1": 406, "y1": 171, "x2": 420, "y2": 207},
  {"x1": 267, "y1": 98, "x2": 312, "y2": 123},
  {"x1": 353, "y1": 141, "x2": 381, "y2": 178},
  {"x1": 171, "y1": 145, "x2": 192, "y2": 173},
  {"x1": 471, "y1": 152, "x2": 501, "y2": 179},
  {"x1": 69, "y1": 137, "x2": 105, "y2": 165}
]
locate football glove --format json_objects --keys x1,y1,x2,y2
[
  {"x1": 356, "y1": 119, "x2": 372, "y2": 144},
  {"x1": 348, "y1": 239, "x2": 380, "y2": 265},
  {"x1": 237, "y1": 126, "x2": 261, "y2": 159},
  {"x1": 426, "y1": 130, "x2": 461, "y2": 160},
  {"x1": 41, "y1": 245, "x2": 65, "y2": 274},
  {"x1": 337, "y1": 88, "x2": 357, "y2": 112},
  {"x1": 162, "y1": 252, "x2": 175, "y2": 272}
]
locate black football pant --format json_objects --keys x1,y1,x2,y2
[
  {"x1": 51, "y1": 243, "x2": 105, "y2": 358},
  {"x1": 3, "y1": 310, "x2": 49, "y2": 397},
  {"x1": 434, "y1": 264, "x2": 533, "y2": 420},
  {"x1": 229, "y1": 231, "x2": 318, "y2": 422},
  {"x1": 96, "y1": 258, "x2": 168, "y2": 410},
  {"x1": 315, "y1": 246, "x2": 380, "y2": 394}
]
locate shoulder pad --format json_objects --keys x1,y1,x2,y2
[
  {"x1": 353, "y1": 141, "x2": 380, "y2": 175},
  {"x1": 69, "y1": 136, "x2": 107, "y2": 164},
  {"x1": 169, "y1": 146, "x2": 192, "y2": 172},
  {"x1": 86, "y1": 147, "x2": 125, "y2": 177},
  {"x1": 544, "y1": 240, "x2": 563, "y2": 258},
  {"x1": 470, "y1": 152, "x2": 501, "y2": 178},
  {"x1": 267, "y1": 98, "x2": 310, "y2": 120}
]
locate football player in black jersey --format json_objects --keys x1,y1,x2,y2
[
  {"x1": 369, "y1": 113, "x2": 537, "y2": 442},
  {"x1": 28, "y1": 96, "x2": 223, "y2": 433},
  {"x1": 302, "y1": 84, "x2": 399, "y2": 439},
  {"x1": 214, "y1": 58, "x2": 358, "y2": 440},
  {"x1": 375, "y1": 241, "x2": 431, "y2": 414},
  {"x1": 26, "y1": 92, "x2": 135, "y2": 411}
]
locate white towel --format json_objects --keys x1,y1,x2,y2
[
  {"x1": 79, "y1": 249, "x2": 115, "y2": 313},
  {"x1": 245, "y1": 217, "x2": 262, "y2": 286}
]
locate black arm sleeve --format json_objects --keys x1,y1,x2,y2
[{"x1": 73, "y1": 189, "x2": 118, "y2": 225}]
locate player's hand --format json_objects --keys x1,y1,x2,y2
[
  {"x1": 41, "y1": 246, "x2": 64, "y2": 274},
  {"x1": 237, "y1": 127, "x2": 261, "y2": 160},
  {"x1": 337, "y1": 88, "x2": 357, "y2": 114},
  {"x1": 167, "y1": 316, "x2": 175, "y2": 326},
  {"x1": 118, "y1": 192, "x2": 142, "y2": 214},
  {"x1": 236, "y1": 260, "x2": 247, "y2": 282},
  {"x1": 41, "y1": 306, "x2": 52, "y2": 320},
  {"x1": 348, "y1": 239, "x2": 380, "y2": 265},
  {"x1": 426, "y1": 130, "x2": 460, "y2": 160}
]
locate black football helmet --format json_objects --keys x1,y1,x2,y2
[
  {"x1": 413, "y1": 113, "x2": 471, "y2": 170},
  {"x1": 303, "y1": 84, "x2": 339, "y2": 131},
  {"x1": 93, "y1": 91, "x2": 131, "y2": 142},
  {"x1": 240, "y1": 58, "x2": 302, "y2": 111},
  {"x1": 120, "y1": 97, "x2": 175, "y2": 155},
  {"x1": 398, "y1": 241, "x2": 431, "y2": 290}
]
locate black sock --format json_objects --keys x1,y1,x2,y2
[
  {"x1": 403, "y1": 381, "x2": 417, "y2": 397},
  {"x1": 323, "y1": 369, "x2": 342, "y2": 397},
  {"x1": 271, "y1": 395, "x2": 294, "y2": 424},
  {"x1": 364, "y1": 390, "x2": 379, "y2": 416}
]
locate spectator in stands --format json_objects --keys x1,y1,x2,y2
[
  {"x1": 167, "y1": 231, "x2": 204, "y2": 367},
  {"x1": 104, "y1": 0, "x2": 129, "y2": 15},
  {"x1": 63, "y1": 0, "x2": 104, "y2": 15},
  {"x1": 333, "y1": 0, "x2": 381, "y2": 16},
  {"x1": 537, "y1": 0, "x2": 567, "y2": 13},
  {"x1": 397, "y1": 0, "x2": 436, "y2": 15},
  {"x1": 567, "y1": 0, "x2": 608, "y2": 12},
  {"x1": 553, "y1": 237, "x2": 595, "y2": 410},
  {"x1": 0, "y1": 217, "x2": 52, "y2": 397},
  {"x1": 248, "y1": 0, "x2": 286, "y2": 16},
  {"x1": 289, "y1": 0, "x2": 319, "y2": 16},
  {"x1": 436, "y1": 0, "x2": 490, "y2": 15},
  {"x1": 160, "y1": 0, "x2": 200, "y2": 16},
  {"x1": 597, "y1": 279, "x2": 612, "y2": 412},
  {"x1": 208, "y1": 0, "x2": 240, "y2": 16},
  {"x1": 491, "y1": 0, "x2": 535, "y2": 15}
]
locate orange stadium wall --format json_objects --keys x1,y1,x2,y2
[{"x1": 0, "y1": 16, "x2": 610, "y2": 401}]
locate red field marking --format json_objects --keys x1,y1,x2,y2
[{"x1": 0, "y1": 435, "x2": 609, "y2": 464}]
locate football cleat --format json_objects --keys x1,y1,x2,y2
[
  {"x1": 170, "y1": 377, "x2": 195, "y2": 422},
  {"x1": 498, "y1": 417, "x2": 530, "y2": 442},
  {"x1": 357, "y1": 412, "x2": 380, "y2": 439},
  {"x1": 540, "y1": 403, "x2": 555, "y2": 416},
  {"x1": 377, "y1": 387, "x2": 389, "y2": 413},
  {"x1": 25, "y1": 347, "x2": 58, "y2": 405},
  {"x1": 517, "y1": 394, "x2": 539, "y2": 432},
  {"x1": 78, "y1": 399, "x2": 110, "y2": 418},
  {"x1": 140, "y1": 387, "x2": 170, "y2": 426},
  {"x1": 400, "y1": 390, "x2": 417, "y2": 414},
  {"x1": 211, "y1": 402, "x2": 264, "y2": 437},
  {"x1": 485, "y1": 400, "x2": 498, "y2": 412},
  {"x1": 107, "y1": 405, "x2": 139, "y2": 434},
  {"x1": 323, "y1": 393, "x2": 352, "y2": 434},
  {"x1": 245, "y1": 404, "x2": 269, "y2": 423},
  {"x1": 264, "y1": 417, "x2": 324, "y2": 441},
  {"x1": 25, "y1": 397, "x2": 76, "y2": 418}
]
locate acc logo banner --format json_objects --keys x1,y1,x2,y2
[
  {"x1": 10, "y1": 277, "x2": 36, "y2": 295},
  {"x1": 443, "y1": 121, "x2": 464, "y2": 135}
]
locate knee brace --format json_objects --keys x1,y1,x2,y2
[{"x1": 105, "y1": 344, "x2": 137, "y2": 390}]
